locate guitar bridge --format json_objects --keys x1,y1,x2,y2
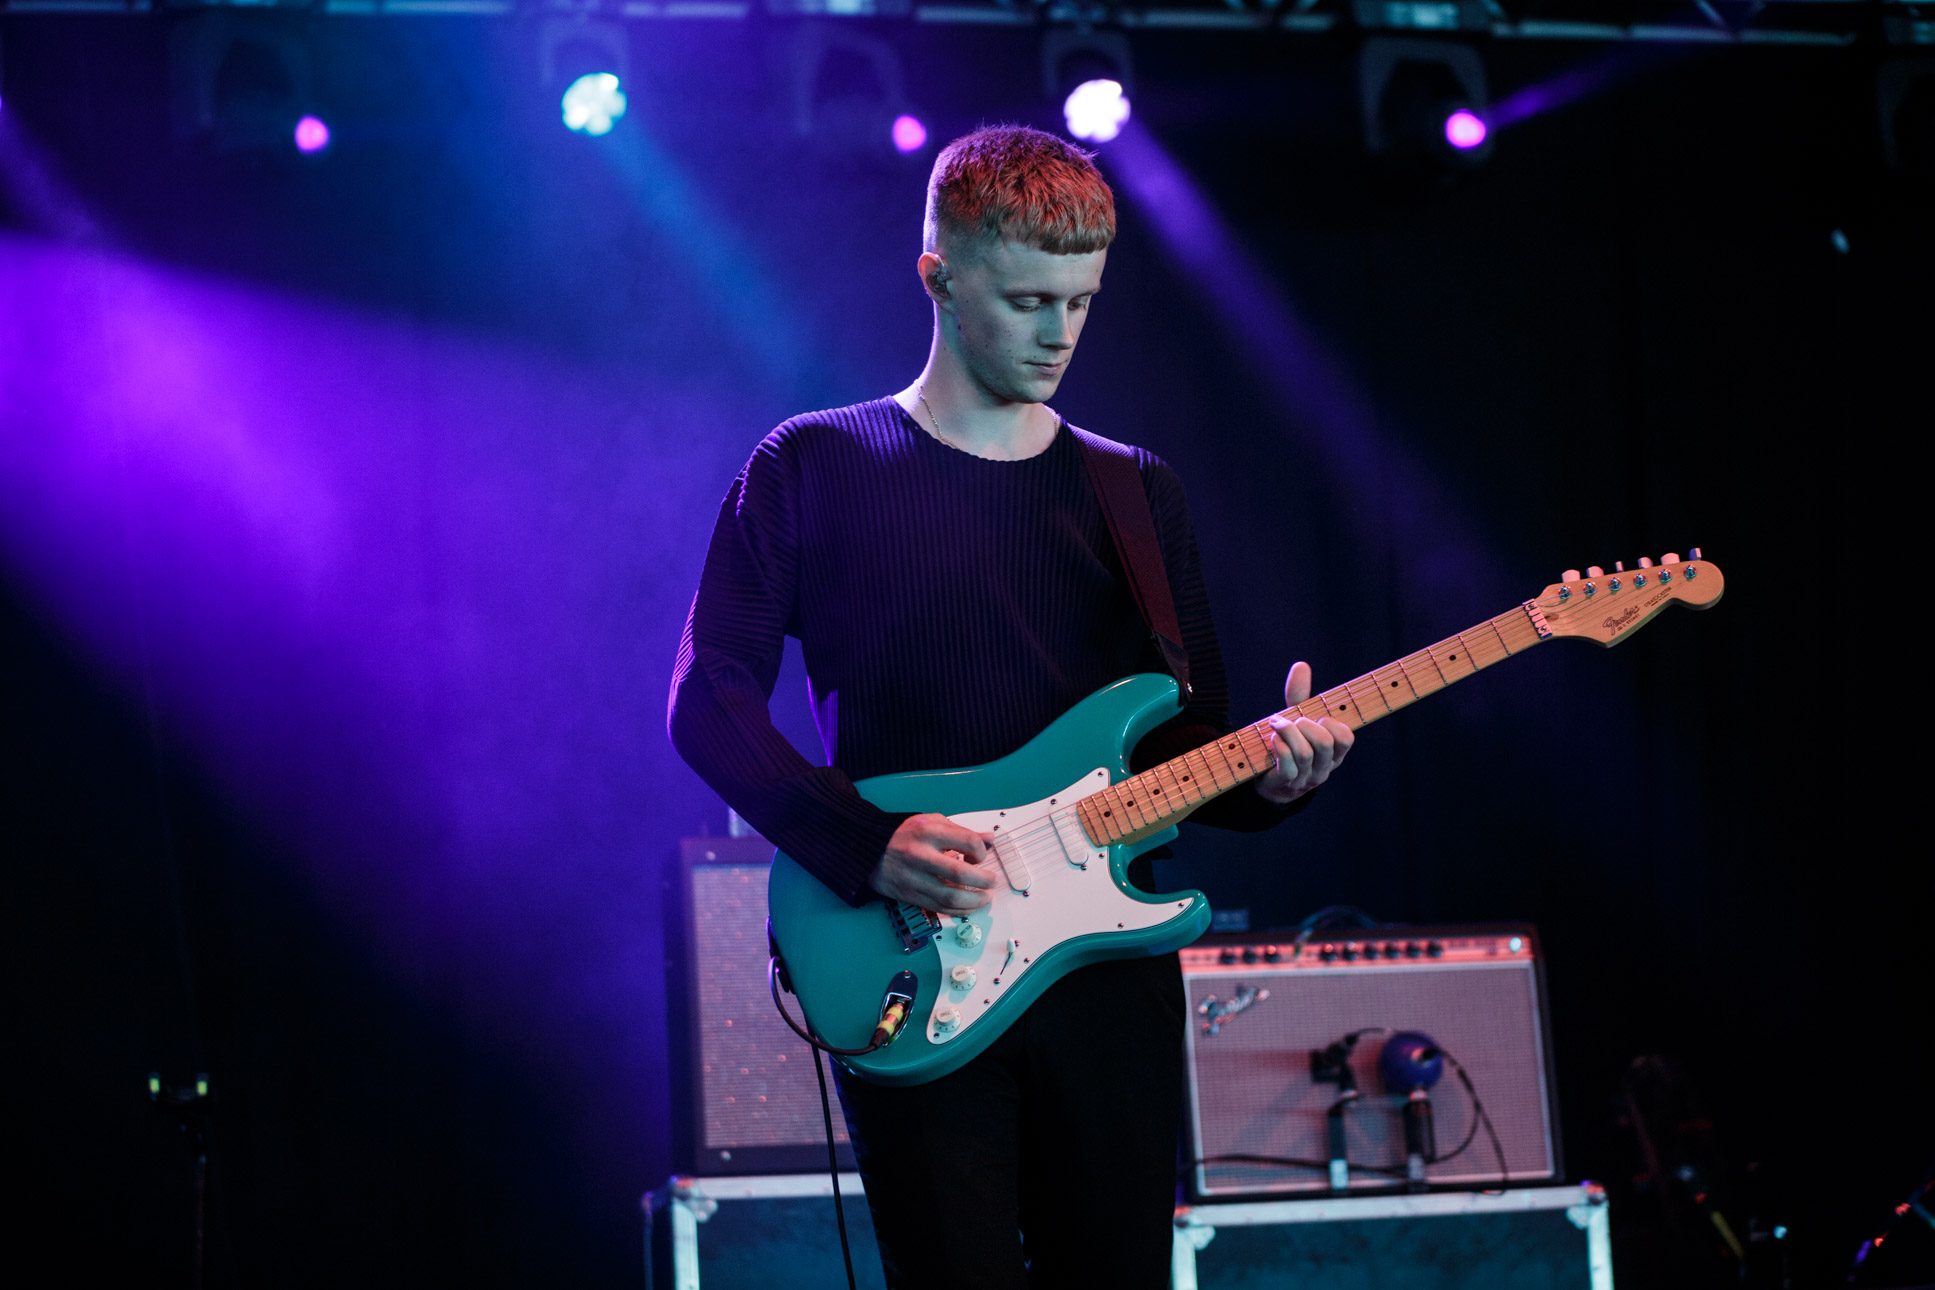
[{"x1": 887, "y1": 902, "x2": 939, "y2": 953}]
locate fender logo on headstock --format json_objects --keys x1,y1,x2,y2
[{"x1": 1603, "y1": 588, "x2": 1672, "y2": 636}]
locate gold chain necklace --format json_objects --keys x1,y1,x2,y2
[
  {"x1": 915, "y1": 387, "x2": 1060, "y2": 455},
  {"x1": 915, "y1": 387, "x2": 961, "y2": 452}
]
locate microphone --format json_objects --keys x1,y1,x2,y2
[{"x1": 1378, "y1": 1031, "x2": 1445, "y2": 1191}]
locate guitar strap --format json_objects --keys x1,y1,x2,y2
[{"x1": 1069, "y1": 425, "x2": 1193, "y2": 703}]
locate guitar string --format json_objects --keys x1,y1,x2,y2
[{"x1": 1081, "y1": 587, "x2": 1670, "y2": 841}]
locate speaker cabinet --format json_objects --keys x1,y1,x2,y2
[
  {"x1": 1182, "y1": 924, "x2": 1560, "y2": 1199},
  {"x1": 666, "y1": 836, "x2": 854, "y2": 1175}
]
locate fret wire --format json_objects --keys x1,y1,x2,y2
[
  {"x1": 1422, "y1": 644, "x2": 1452, "y2": 688},
  {"x1": 1485, "y1": 616, "x2": 1515, "y2": 658}
]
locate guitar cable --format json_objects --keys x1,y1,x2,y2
[
  {"x1": 770, "y1": 951, "x2": 921, "y2": 1290},
  {"x1": 809, "y1": 1035, "x2": 861, "y2": 1290},
  {"x1": 1196, "y1": 1043, "x2": 1509, "y2": 1187},
  {"x1": 767, "y1": 956, "x2": 911, "y2": 1057}
]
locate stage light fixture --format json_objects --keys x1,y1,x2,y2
[
  {"x1": 891, "y1": 114, "x2": 928, "y2": 154},
  {"x1": 293, "y1": 114, "x2": 330, "y2": 153},
  {"x1": 1360, "y1": 37, "x2": 1493, "y2": 168},
  {"x1": 1064, "y1": 80, "x2": 1131, "y2": 144},
  {"x1": 1878, "y1": 58, "x2": 1935, "y2": 182},
  {"x1": 788, "y1": 26, "x2": 924, "y2": 163},
  {"x1": 562, "y1": 72, "x2": 626, "y2": 137},
  {"x1": 168, "y1": 14, "x2": 320, "y2": 157},
  {"x1": 1042, "y1": 29, "x2": 1134, "y2": 145},
  {"x1": 541, "y1": 18, "x2": 631, "y2": 137}
]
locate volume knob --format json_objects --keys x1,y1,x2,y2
[{"x1": 954, "y1": 921, "x2": 984, "y2": 949}]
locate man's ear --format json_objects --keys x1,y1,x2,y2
[{"x1": 918, "y1": 250, "x2": 952, "y2": 305}]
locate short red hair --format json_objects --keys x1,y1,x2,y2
[{"x1": 923, "y1": 125, "x2": 1116, "y2": 258}]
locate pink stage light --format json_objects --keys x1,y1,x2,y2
[
  {"x1": 1443, "y1": 109, "x2": 1487, "y2": 151},
  {"x1": 891, "y1": 115, "x2": 928, "y2": 154},
  {"x1": 294, "y1": 115, "x2": 331, "y2": 153}
]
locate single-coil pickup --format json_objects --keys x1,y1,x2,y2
[{"x1": 1053, "y1": 811, "x2": 1099, "y2": 870}]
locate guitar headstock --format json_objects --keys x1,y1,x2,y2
[{"x1": 1535, "y1": 549, "x2": 1725, "y2": 647}]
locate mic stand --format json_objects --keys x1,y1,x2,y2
[
  {"x1": 1312, "y1": 1035, "x2": 1365, "y2": 1195},
  {"x1": 1402, "y1": 1087, "x2": 1437, "y2": 1192}
]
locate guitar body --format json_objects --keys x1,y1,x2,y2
[{"x1": 768, "y1": 673, "x2": 1213, "y2": 1087}]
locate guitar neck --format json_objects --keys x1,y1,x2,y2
[{"x1": 1076, "y1": 601, "x2": 1551, "y2": 847}]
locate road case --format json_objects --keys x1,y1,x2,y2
[{"x1": 1171, "y1": 1182, "x2": 1612, "y2": 1290}]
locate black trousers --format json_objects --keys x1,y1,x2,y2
[{"x1": 832, "y1": 953, "x2": 1186, "y2": 1290}]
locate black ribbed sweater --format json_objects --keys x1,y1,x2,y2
[{"x1": 667, "y1": 398, "x2": 1296, "y2": 907}]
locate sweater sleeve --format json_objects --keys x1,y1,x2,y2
[
  {"x1": 1127, "y1": 458, "x2": 1312, "y2": 831},
  {"x1": 667, "y1": 430, "x2": 909, "y2": 907}
]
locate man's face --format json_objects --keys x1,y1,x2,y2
[{"x1": 941, "y1": 238, "x2": 1106, "y2": 406}]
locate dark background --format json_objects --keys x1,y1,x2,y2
[{"x1": 2, "y1": 13, "x2": 1926, "y2": 1289}]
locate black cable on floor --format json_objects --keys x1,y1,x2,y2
[{"x1": 810, "y1": 1036, "x2": 859, "y2": 1290}]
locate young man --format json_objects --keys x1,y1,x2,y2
[{"x1": 668, "y1": 126, "x2": 1353, "y2": 1287}]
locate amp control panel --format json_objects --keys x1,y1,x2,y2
[{"x1": 1181, "y1": 927, "x2": 1538, "y2": 973}]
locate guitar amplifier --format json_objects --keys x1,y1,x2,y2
[
  {"x1": 1182, "y1": 924, "x2": 1561, "y2": 1199},
  {"x1": 665, "y1": 835, "x2": 855, "y2": 1175}
]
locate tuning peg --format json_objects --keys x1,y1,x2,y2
[
  {"x1": 1586, "y1": 566, "x2": 1604, "y2": 579},
  {"x1": 1613, "y1": 561, "x2": 1626, "y2": 573},
  {"x1": 1562, "y1": 568, "x2": 1581, "y2": 582},
  {"x1": 1662, "y1": 552, "x2": 1680, "y2": 564},
  {"x1": 1689, "y1": 547, "x2": 1702, "y2": 560},
  {"x1": 1637, "y1": 556, "x2": 1654, "y2": 569}
]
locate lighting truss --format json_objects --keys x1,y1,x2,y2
[{"x1": 2, "y1": 0, "x2": 1924, "y2": 49}]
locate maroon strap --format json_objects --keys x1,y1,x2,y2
[{"x1": 1070, "y1": 425, "x2": 1192, "y2": 701}]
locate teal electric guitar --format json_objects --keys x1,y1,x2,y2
[{"x1": 768, "y1": 553, "x2": 1725, "y2": 1086}]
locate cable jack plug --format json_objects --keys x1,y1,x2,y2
[{"x1": 870, "y1": 971, "x2": 919, "y2": 1048}]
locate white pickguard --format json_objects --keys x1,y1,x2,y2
[{"x1": 924, "y1": 768, "x2": 1192, "y2": 1045}]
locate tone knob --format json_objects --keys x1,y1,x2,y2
[
  {"x1": 1426, "y1": 941, "x2": 1445, "y2": 958},
  {"x1": 950, "y1": 965, "x2": 976, "y2": 991},
  {"x1": 1360, "y1": 943, "x2": 1379, "y2": 960},
  {"x1": 1219, "y1": 947, "x2": 1238, "y2": 964},
  {"x1": 954, "y1": 921, "x2": 983, "y2": 949},
  {"x1": 933, "y1": 1005, "x2": 961, "y2": 1033},
  {"x1": 1242, "y1": 946, "x2": 1259, "y2": 963},
  {"x1": 1319, "y1": 943, "x2": 1338, "y2": 962},
  {"x1": 1264, "y1": 945, "x2": 1282, "y2": 962},
  {"x1": 1341, "y1": 943, "x2": 1360, "y2": 961},
  {"x1": 1405, "y1": 942, "x2": 1422, "y2": 958}
]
